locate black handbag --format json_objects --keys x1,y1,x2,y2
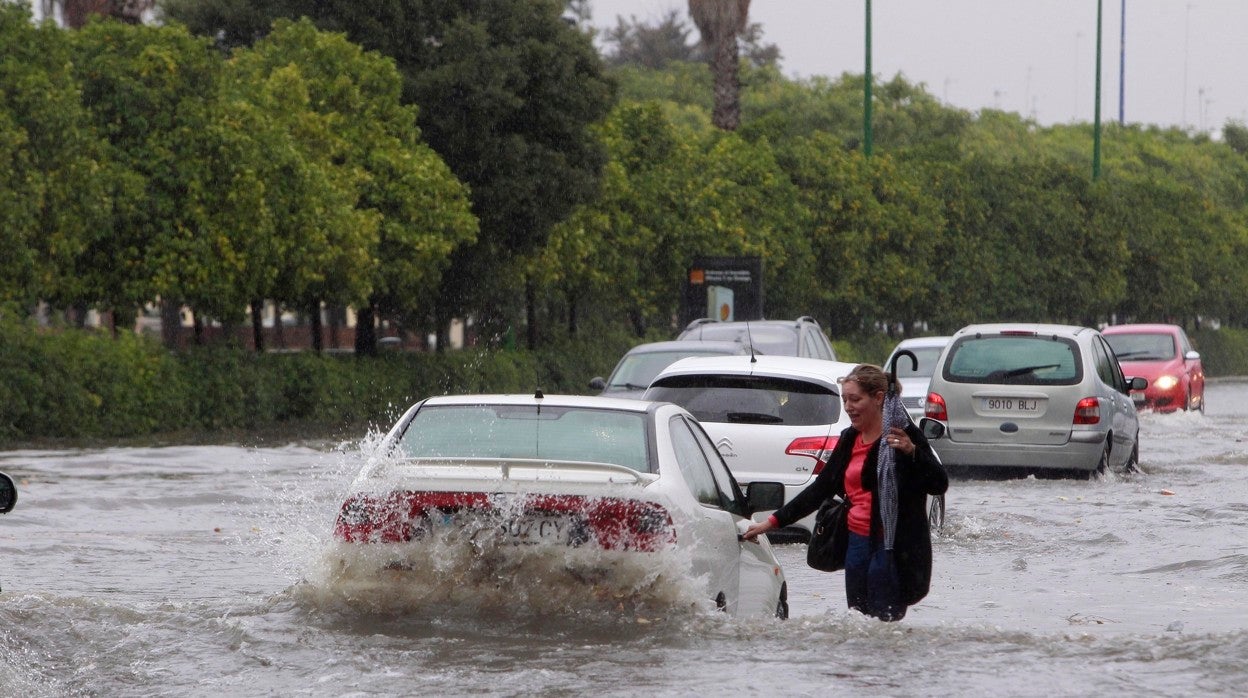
[{"x1": 806, "y1": 494, "x2": 850, "y2": 572}]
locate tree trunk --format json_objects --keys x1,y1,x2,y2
[
  {"x1": 161, "y1": 299, "x2": 182, "y2": 350},
  {"x1": 709, "y1": 33, "x2": 742, "y2": 130},
  {"x1": 250, "y1": 300, "x2": 265, "y2": 353},
  {"x1": 274, "y1": 304, "x2": 286, "y2": 350},
  {"x1": 566, "y1": 289, "x2": 579, "y2": 336},
  {"x1": 629, "y1": 308, "x2": 646, "y2": 337},
  {"x1": 309, "y1": 302, "x2": 323, "y2": 353},
  {"x1": 525, "y1": 278, "x2": 538, "y2": 350},
  {"x1": 192, "y1": 311, "x2": 204, "y2": 346},
  {"x1": 355, "y1": 303, "x2": 378, "y2": 356}
]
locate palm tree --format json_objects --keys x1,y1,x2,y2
[{"x1": 688, "y1": 0, "x2": 750, "y2": 131}]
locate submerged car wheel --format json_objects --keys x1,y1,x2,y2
[
  {"x1": 1092, "y1": 443, "x2": 1110, "y2": 478},
  {"x1": 775, "y1": 583, "x2": 789, "y2": 620},
  {"x1": 1124, "y1": 442, "x2": 1141, "y2": 473}
]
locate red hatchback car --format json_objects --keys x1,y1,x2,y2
[{"x1": 1102, "y1": 324, "x2": 1206, "y2": 413}]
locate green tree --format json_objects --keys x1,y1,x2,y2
[
  {"x1": 0, "y1": 5, "x2": 115, "y2": 315},
  {"x1": 229, "y1": 19, "x2": 477, "y2": 354},
  {"x1": 163, "y1": 0, "x2": 614, "y2": 349}
]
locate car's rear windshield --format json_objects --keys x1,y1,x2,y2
[
  {"x1": 396, "y1": 405, "x2": 651, "y2": 472},
  {"x1": 891, "y1": 346, "x2": 946, "y2": 379},
  {"x1": 1104, "y1": 333, "x2": 1176, "y2": 361},
  {"x1": 646, "y1": 375, "x2": 839, "y2": 426},
  {"x1": 608, "y1": 349, "x2": 736, "y2": 390},
  {"x1": 682, "y1": 325, "x2": 797, "y2": 355},
  {"x1": 943, "y1": 335, "x2": 1082, "y2": 385}
]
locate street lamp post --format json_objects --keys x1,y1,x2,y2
[
  {"x1": 1093, "y1": 0, "x2": 1103, "y2": 180},
  {"x1": 864, "y1": 0, "x2": 873, "y2": 157}
]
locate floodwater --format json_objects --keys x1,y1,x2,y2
[{"x1": 2, "y1": 381, "x2": 1247, "y2": 697}]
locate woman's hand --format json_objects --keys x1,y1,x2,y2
[
  {"x1": 742, "y1": 518, "x2": 776, "y2": 541},
  {"x1": 886, "y1": 426, "x2": 915, "y2": 456}
]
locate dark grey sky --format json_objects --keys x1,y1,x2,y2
[{"x1": 592, "y1": 0, "x2": 1247, "y2": 134}]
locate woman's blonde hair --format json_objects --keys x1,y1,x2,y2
[{"x1": 839, "y1": 363, "x2": 895, "y2": 396}]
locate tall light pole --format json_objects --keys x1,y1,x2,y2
[
  {"x1": 1093, "y1": 0, "x2": 1103, "y2": 180},
  {"x1": 864, "y1": 0, "x2": 873, "y2": 157},
  {"x1": 1118, "y1": 0, "x2": 1126, "y2": 125}
]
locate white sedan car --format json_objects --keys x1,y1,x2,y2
[
  {"x1": 644, "y1": 355, "x2": 858, "y2": 539},
  {"x1": 331, "y1": 393, "x2": 789, "y2": 618}
]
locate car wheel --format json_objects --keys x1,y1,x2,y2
[
  {"x1": 1198, "y1": 391, "x2": 1206, "y2": 414},
  {"x1": 1078, "y1": 443, "x2": 1110, "y2": 480},
  {"x1": 775, "y1": 583, "x2": 789, "y2": 620},
  {"x1": 1124, "y1": 442, "x2": 1141, "y2": 474}
]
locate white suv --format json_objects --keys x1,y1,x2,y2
[{"x1": 644, "y1": 355, "x2": 857, "y2": 538}]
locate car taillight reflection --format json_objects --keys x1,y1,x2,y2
[
  {"x1": 333, "y1": 491, "x2": 677, "y2": 552},
  {"x1": 924, "y1": 392, "x2": 948, "y2": 421},
  {"x1": 1073, "y1": 397, "x2": 1101, "y2": 425},
  {"x1": 786, "y1": 436, "x2": 840, "y2": 474}
]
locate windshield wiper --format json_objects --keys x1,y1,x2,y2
[
  {"x1": 1114, "y1": 351, "x2": 1160, "y2": 360},
  {"x1": 726, "y1": 412, "x2": 783, "y2": 424},
  {"x1": 608, "y1": 382, "x2": 649, "y2": 390},
  {"x1": 1002, "y1": 363, "x2": 1061, "y2": 378}
]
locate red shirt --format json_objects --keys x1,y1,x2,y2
[{"x1": 844, "y1": 434, "x2": 876, "y2": 536}]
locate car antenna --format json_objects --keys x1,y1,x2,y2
[{"x1": 746, "y1": 320, "x2": 757, "y2": 363}]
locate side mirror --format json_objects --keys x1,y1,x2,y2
[
  {"x1": 920, "y1": 417, "x2": 946, "y2": 440},
  {"x1": 1185, "y1": 350, "x2": 1201, "y2": 361},
  {"x1": 1128, "y1": 376, "x2": 1148, "y2": 391},
  {"x1": 0, "y1": 472, "x2": 16, "y2": 514},
  {"x1": 588, "y1": 377, "x2": 606, "y2": 391},
  {"x1": 745, "y1": 481, "x2": 786, "y2": 514}
]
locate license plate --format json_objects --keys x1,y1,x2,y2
[
  {"x1": 436, "y1": 512, "x2": 573, "y2": 546},
  {"x1": 980, "y1": 397, "x2": 1042, "y2": 414},
  {"x1": 496, "y1": 515, "x2": 572, "y2": 545}
]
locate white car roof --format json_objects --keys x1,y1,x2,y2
[
  {"x1": 421, "y1": 393, "x2": 662, "y2": 414},
  {"x1": 652, "y1": 354, "x2": 858, "y2": 389},
  {"x1": 891, "y1": 336, "x2": 952, "y2": 350}
]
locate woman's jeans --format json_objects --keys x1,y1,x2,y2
[
  {"x1": 845, "y1": 531, "x2": 905, "y2": 621},
  {"x1": 844, "y1": 531, "x2": 873, "y2": 614}
]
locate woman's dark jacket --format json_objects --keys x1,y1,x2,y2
[{"x1": 772, "y1": 422, "x2": 949, "y2": 607}]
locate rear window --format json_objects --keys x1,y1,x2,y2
[
  {"x1": 943, "y1": 335, "x2": 1082, "y2": 386},
  {"x1": 891, "y1": 346, "x2": 946, "y2": 379},
  {"x1": 607, "y1": 349, "x2": 735, "y2": 390},
  {"x1": 1104, "y1": 333, "x2": 1176, "y2": 361},
  {"x1": 646, "y1": 375, "x2": 840, "y2": 426},
  {"x1": 396, "y1": 405, "x2": 651, "y2": 472}
]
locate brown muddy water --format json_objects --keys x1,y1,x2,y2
[{"x1": 2, "y1": 382, "x2": 1247, "y2": 696}]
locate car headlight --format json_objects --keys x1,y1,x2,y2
[{"x1": 1154, "y1": 375, "x2": 1179, "y2": 391}]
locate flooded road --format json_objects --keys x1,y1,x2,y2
[{"x1": 2, "y1": 381, "x2": 1247, "y2": 696}]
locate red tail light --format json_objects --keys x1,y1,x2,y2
[
  {"x1": 787, "y1": 436, "x2": 840, "y2": 474},
  {"x1": 1073, "y1": 397, "x2": 1101, "y2": 424},
  {"x1": 924, "y1": 392, "x2": 948, "y2": 421},
  {"x1": 333, "y1": 491, "x2": 676, "y2": 551}
]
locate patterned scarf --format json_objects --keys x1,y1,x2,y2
[{"x1": 878, "y1": 389, "x2": 909, "y2": 550}]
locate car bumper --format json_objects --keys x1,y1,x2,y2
[
  {"x1": 929, "y1": 434, "x2": 1105, "y2": 471},
  {"x1": 1131, "y1": 387, "x2": 1184, "y2": 411}
]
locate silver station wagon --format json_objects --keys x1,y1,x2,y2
[{"x1": 922, "y1": 323, "x2": 1147, "y2": 478}]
